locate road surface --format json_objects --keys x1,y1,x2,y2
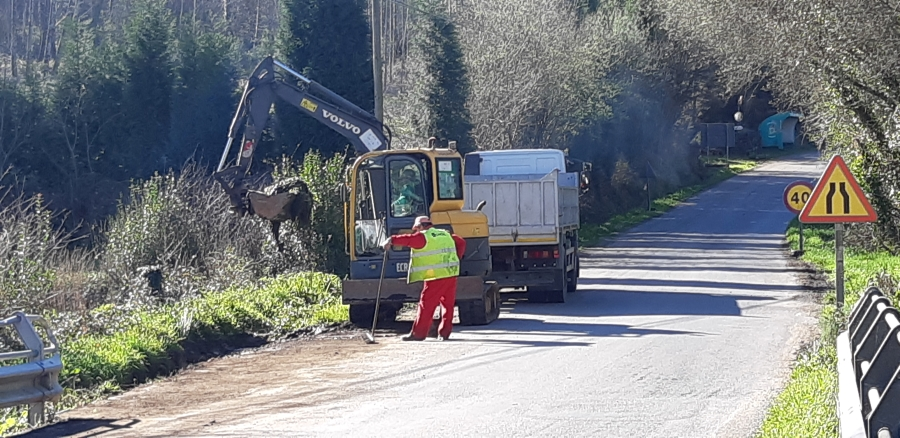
[{"x1": 32, "y1": 153, "x2": 825, "y2": 438}]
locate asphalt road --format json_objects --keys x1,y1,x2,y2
[{"x1": 34, "y1": 152, "x2": 826, "y2": 438}]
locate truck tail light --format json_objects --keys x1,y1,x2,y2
[{"x1": 523, "y1": 249, "x2": 559, "y2": 259}]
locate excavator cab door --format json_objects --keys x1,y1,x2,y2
[
  {"x1": 385, "y1": 156, "x2": 430, "y2": 243},
  {"x1": 349, "y1": 154, "x2": 430, "y2": 280}
]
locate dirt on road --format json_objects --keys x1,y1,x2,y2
[{"x1": 24, "y1": 329, "x2": 400, "y2": 437}]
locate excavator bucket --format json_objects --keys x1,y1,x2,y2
[{"x1": 248, "y1": 177, "x2": 313, "y2": 226}]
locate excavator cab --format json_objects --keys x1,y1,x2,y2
[
  {"x1": 216, "y1": 56, "x2": 499, "y2": 327},
  {"x1": 342, "y1": 146, "x2": 497, "y2": 327}
]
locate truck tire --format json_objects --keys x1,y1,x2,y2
[
  {"x1": 458, "y1": 282, "x2": 501, "y2": 325},
  {"x1": 528, "y1": 274, "x2": 567, "y2": 303},
  {"x1": 567, "y1": 254, "x2": 579, "y2": 292},
  {"x1": 348, "y1": 303, "x2": 398, "y2": 327}
]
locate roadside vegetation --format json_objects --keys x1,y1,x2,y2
[
  {"x1": 756, "y1": 221, "x2": 900, "y2": 437},
  {"x1": 0, "y1": 150, "x2": 348, "y2": 434}
]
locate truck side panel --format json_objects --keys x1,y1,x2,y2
[{"x1": 464, "y1": 170, "x2": 579, "y2": 246}]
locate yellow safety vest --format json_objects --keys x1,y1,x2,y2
[{"x1": 408, "y1": 228, "x2": 460, "y2": 283}]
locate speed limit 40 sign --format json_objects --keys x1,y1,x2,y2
[{"x1": 783, "y1": 181, "x2": 814, "y2": 215}]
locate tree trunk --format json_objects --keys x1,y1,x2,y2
[
  {"x1": 254, "y1": 0, "x2": 260, "y2": 41},
  {"x1": 9, "y1": 0, "x2": 16, "y2": 77},
  {"x1": 222, "y1": 0, "x2": 228, "y2": 24},
  {"x1": 179, "y1": 0, "x2": 185, "y2": 28},
  {"x1": 24, "y1": 0, "x2": 33, "y2": 78}
]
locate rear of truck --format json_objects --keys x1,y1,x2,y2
[{"x1": 463, "y1": 168, "x2": 580, "y2": 303}]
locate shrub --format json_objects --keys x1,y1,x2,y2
[
  {"x1": 100, "y1": 163, "x2": 268, "y2": 303},
  {"x1": 266, "y1": 150, "x2": 350, "y2": 276},
  {"x1": 0, "y1": 191, "x2": 97, "y2": 316}
]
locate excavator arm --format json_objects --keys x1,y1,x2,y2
[{"x1": 214, "y1": 56, "x2": 390, "y2": 217}]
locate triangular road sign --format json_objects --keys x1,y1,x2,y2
[{"x1": 799, "y1": 155, "x2": 877, "y2": 223}]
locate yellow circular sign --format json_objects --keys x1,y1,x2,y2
[{"x1": 783, "y1": 181, "x2": 813, "y2": 214}]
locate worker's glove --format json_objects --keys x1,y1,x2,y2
[{"x1": 381, "y1": 238, "x2": 392, "y2": 251}]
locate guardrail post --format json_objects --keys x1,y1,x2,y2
[
  {"x1": 13, "y1": 313, "x2": 46, "y2": 426},
  {"x1": 0, "y1": 312, "x2": 63, "y2": 427}
]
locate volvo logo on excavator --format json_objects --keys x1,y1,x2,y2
[{"x1": 322, "y1": 110, "x2": 361, "y2": 135}]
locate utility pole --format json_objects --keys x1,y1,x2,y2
[{"x1": 370, "y1": 0, "x2": 384, "y2": 122}]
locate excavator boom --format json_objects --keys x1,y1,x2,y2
[{"x1": 215, "y1": 56, "x2": 390, "y2": 218}]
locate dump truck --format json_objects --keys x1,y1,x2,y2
[{"x1": 463, "y1": 149, "x2": 583, "y2": 303}]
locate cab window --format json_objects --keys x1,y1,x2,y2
[
  {"x1": 389, "y1": 161, "x2": 427, "y2": 218},
  {"x1": 436, "y1": 158, "x2": 463, "y2": 200}
]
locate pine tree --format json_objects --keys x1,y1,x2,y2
[
  {"x1": 169, "y1": 23, "x2": 239, "y2": 169},
  {"x1": 51, "y1": 19, "x2": 126, "y2": 185},
  {"x1": 274, "y1": 0, "x2": 374, "y2": 158},
  {"x1": 414, "y1": 1, "x2": 474, "y2": 154},
  {"x1": 123, "y1": 0, "x2": 175, "y2": 178}
]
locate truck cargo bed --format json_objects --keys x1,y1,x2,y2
[{"x1": 463, "y1": 169, "x2": 579, "y2": 245}]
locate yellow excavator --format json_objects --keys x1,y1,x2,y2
[{"x1": 215, "y1": 56, "x2": 500, "y2": 327}]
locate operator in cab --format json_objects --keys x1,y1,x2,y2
[{"x1": 382, "y1": 216, "x2": 466, "y2": 341}]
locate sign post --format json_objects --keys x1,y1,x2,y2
[
  {"x1": 645, "y1": 162, "x2": 656, "y2": 212},
  {"x1": 799, "y1": 155, "x2": 878, "y2": 308},
  {"x1": 783, "y1": 181, "x2": 813, "y2": 254}
]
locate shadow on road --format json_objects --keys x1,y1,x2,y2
[
  {"x1": 17, "y1": 418, "x2": 139, "y2": 438},
  {"x1": 582, "y1": 253, "x2": 783, "y2": 262},
  {"x1": 595, "y1": 232, "x2": 790, "y2": 251},
  {"x1": 503, "y1": 288, "x2": 775, "y2": 318},
  {"x1": 578, "y1": 277, "x2": 807, "y2": 293},
  {"x1": 588, "y1": 265, "x2": 813, "y2": 274},
  {"x1": 455, "y1": 319, "x2": 705, "y2": 340}
]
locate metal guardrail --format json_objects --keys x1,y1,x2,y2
[
  {"x1": 839, "y1": 287, "x2": 900, "y2": 438},
  {"x1": 0, "y1": 312, "x2": 63, "y2": 426}
]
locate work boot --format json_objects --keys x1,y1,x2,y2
[{"x1": 401, "y1": 334, "x2": 424, "y2": 342}]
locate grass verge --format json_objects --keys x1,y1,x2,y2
[
  {"x1": 756, "y1": 220, "x2": 900, "y2": 437},
  {"x1": 1, "y1": 271, "x2": 346, "y2": 435}
]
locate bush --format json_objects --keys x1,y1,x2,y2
[
  {"x1": 0, "y1": 191, "x2": 98, "y2": 316},
  {"x1": 265, "y1": 150, "x2": 349, "y2": 276},
  {"x1": 100, "y1": 163, "x2": 268, "y2": 303}
]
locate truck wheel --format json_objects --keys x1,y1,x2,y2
[
  {"x1": 528, "y1": 274, "x2": 567, "y2": 303},
  {"x1": 348, "y1": 303, "x2": 398, "y2": 327},
  {"x1": 458, "y1": 282, "x2": 501, "y2": 325},
  {"x1": 567, "y1": 254, "x2": 579, "y2": 292}
]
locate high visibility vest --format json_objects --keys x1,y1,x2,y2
[{"x1": 408, "y1": 228, "x2": 460, "y2": 283}]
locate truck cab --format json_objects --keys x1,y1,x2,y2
[{"x1": 464, "y1": 148, "x2": 567, "y2": 176}]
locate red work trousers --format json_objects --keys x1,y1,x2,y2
[{"x1": 411, "y1": 276, "x2": 457, "y2": 339}]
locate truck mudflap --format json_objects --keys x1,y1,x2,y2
[
  {"x1": 341, "y1": 275, "x2": 490, "y2": 304},
  {"x1": 488, "y1": 269, "x2": 565, "y2": 289}
]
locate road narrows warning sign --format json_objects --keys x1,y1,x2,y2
[{"x1": 799, "y1": 155, "x2": 877, "y2": 224}]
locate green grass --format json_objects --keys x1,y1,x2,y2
[
  {"x1": 756, "y1": 220, "x2": 900, "y2": 437},
  {"x1": 757, "y1": 339, "x2": 838, "y2": 438}
]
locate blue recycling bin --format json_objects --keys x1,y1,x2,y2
[{"x1": 759, "y1": 112, "x2": 802, "y2": 149}]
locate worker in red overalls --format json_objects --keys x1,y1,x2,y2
[{"x1": 383, "y1": 215, "x2": 466, "y2": 341}]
